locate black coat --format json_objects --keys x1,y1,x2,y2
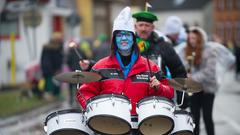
[
  {"x1": 40, "y1": 44, "x2": 64, "y2": 77},
  {"x1": 140, "y1": 32, "x2": 187, "y2": 78}
]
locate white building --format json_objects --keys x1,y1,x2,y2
[{"x1": 0, "y1": 0, "x2": 78, "y2": 85}]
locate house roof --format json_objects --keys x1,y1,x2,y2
[{"x1": 148, "y1": 0, "x2": 211, "y2": 11}]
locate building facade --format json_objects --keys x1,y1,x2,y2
[{"x1": 213, "y1": 0, "x2": 240, "y2": 45}]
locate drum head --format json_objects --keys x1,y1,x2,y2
[
  {"x1": 88, "y1": 115, "x2": 131, "y2": 135},
  {"x1": 50, "y1": 129, "x2": 89, "y2": 135},
  {"x1": 139, "y1": 116, "x2": 174, "y2": 135}
]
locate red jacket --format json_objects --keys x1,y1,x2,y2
[{"x1": 77, "y1": 55, "x2": 174, "y2": 115}]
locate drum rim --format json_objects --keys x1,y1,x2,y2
[
  {"x1": 171, "y1": 130, "x2": 193, "y2": 135},
  {"x1": 49, "y1": 128, "x2": 90, "y2": 135},
  {"x1": 138, "y1": 115, "x2": 174, "y2": 135},
  {"x1": 86, "y1": 94, "x2": 130, "y2": 104},
  {"x1": 137, "y1": 96, "x2": 174, "y2": 107},
  {"x1": 87, "y1": 114, "x2": 131, "y2": 135},
  {"x1": 45, "y1": 109, "x2": 83, "y2": 124}
]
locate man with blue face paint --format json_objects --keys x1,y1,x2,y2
[
  {"x1": 77, "y1": 7, "x2": 174, "y2": 135},
  {"x1": 116, "y1": 31, "x2": 134, "y2": 56}
]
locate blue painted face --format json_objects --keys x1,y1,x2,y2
[{"x1": 115, "y1": 31, "x2": 134, "y2": 51}]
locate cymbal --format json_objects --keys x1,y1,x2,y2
[
  {"x1": 168, "y1": 78, "x2": 202, "y2": 93},
  {"x1": 168, "y1": 79, "x2": 183, "y2": 90},
  {"x1": 54, "y1": 71, "x2": 101, "y2": 84}
]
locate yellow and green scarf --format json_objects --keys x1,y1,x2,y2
[{"x1": 137, "y1": 38, "x2": 150, "y2": 53}]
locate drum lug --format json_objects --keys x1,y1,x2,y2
[
  {"x1": 171, "y1": 106, "x2": 175, "y2": 112},
  {"x1": 56, "y1": 119, "x2": 59, "y2": 124},
  {"x1": 111, "y1": 95, "x2": 115, "y2": 106},
  {"x1": 56, "y1": 112, "x2": 60, "y2": 125},
  {"x1": 90, "y1": 104, "x2": 93, "y2": 111},
  {"x1": 187, "y1": 117, "x2": 190, "y2": 124},
  {"x1": 56, "y1": 119, "x2": 59, "y2": 125},
  {"x1": 81, "y1": 114, "x2": 85, "y2": 123},
  {"x1": 153, "y1": 99, "x2": 156, "y2": 109}
]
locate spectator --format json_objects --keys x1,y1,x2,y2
[
  {"x1": 163, "y1": 16, "x2": 187, "y2": 46},
  {"x1": 66, "y1": 39, "x2": 96, "y2": 106},
  {"x1": 177, "y1": 26, "x2": 217, "y2": 135},
  {"x1": 132, "y1": 11, "x2": 187, "y2": 108},
  {"x1": 40, "y1": 32, "x2": 64, "y2": 99}
]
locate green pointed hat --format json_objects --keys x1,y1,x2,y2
[{"x1": 132, "y1": 11, "x2": 158, "y2": 23}]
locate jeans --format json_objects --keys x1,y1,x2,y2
[{"x1": 190, "y1": 91, "x2": 215, "y2": 135}]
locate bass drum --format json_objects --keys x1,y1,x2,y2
[
  {"x1": 86, "y1": 94, "x2": 132, "y2": 135},
  {"x1": 44, "y1": 109, "x2": 93, "y2": 135},
  {"x1": 171, "y1": 110, "x2": 195, "y2": 135},
  {"x1": 137, "y1": 96, "x2": 175, "y2": 135}
]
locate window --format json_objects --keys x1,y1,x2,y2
[
  {"x1": 216, "y1": 22, "x2": 225, "y2": 40},
  {"x1": 226, "y1": 0, "x2": 233, "y2": 11},
  {"x1": 217, "y1": 0, "x2": 225, "y2": 11},
  {"x1": 0, "y1": 11, "x2": 19, "y2": 40},
  {"x1": 236, "y1": 0, "x2": 240, "y2": 10},
  {"x1": 235, "y1": 21, "x2": 240, "y2": 44},
  {"x1": 56, "y1": 0, "x2": 74, "y2": 8},
  {"x1": 225, "y1": 21, "x2": 233, "y2": 42}
]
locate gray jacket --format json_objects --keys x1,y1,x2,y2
[{"x1": 177, "y1": 27, "x2": 218, "y2": 93}]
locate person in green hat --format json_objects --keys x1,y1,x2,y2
[{"x1": 132, "y1": 11, "x2": 188, "y2": 108}]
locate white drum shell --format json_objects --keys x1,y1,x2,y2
[
  {"x1": 137, "y1": 97, "x2": 175, "y2": 135},
  {"x1": 86, "y1": 95, "x2": 131, "y2": 133},
  {"x1": 45, "y1": 112, "x2": 93, "y2": 135},
  {"x1": 171, "y1": 112, "x2": 194, "y2": 135},
  {"x1": 137, "y1": 98, "x2": 175, "y2": 124}
]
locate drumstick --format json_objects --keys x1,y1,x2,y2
[
  {"x1": 146, "y1": 54, "x2": 158, "y2": 90},
  {"x1": 146, "y1": 54, "x2": 153, "y2": 77},
  {"x1": 68, "y1": 41, "x2": 84, "y2": 61}
]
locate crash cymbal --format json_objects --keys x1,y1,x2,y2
[
  {"x1": 54, "y1": 71, "x2": 101, "y2": 84},
  {"x1": 168, "y1": 79, "x2": 183, "y2": 90},
  {"x1": 168, "y1": 78, "x2": 202, "y2": 93}
]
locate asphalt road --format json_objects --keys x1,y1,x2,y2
[{"x1": 200, "y1": 70, "x2": 240, "y2": 135}]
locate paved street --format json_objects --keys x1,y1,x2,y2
[
  {"x1": 200, "y1": 69, "x2": 240, "y2": 135},
  {"x1": 0, "y1": 70, "x2": 240, "y2": 135}
]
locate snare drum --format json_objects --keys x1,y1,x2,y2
[
  {"x1": 86, "y1": 94, "x2": 131, "y2": 135},
  {"x1": 137, "y1": 96, "x2": 175, "y2": 135},
  {"x1": 44, "y1": 109, "x2": 93, "y2": 135},
  {"x1": 171, "y1": 110, "x2": 195, "y2": 135}
]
